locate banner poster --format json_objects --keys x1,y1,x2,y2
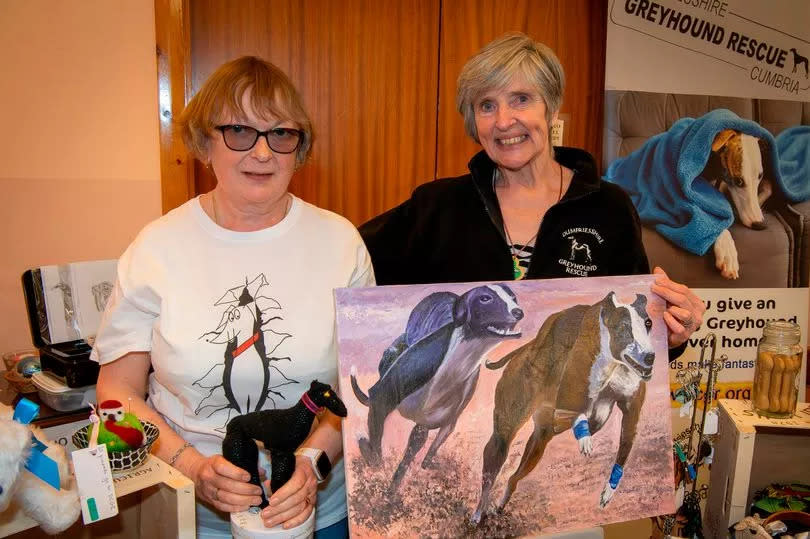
[
  {"x1": 675, "y1": 288, "x2": 808, "y2": 416},
  {"x1": 604, "y1": 0, "x2": 810, "y2": 419},
  {"x1": 604, "y1": 2, "x2": 810, "y2": 523}
]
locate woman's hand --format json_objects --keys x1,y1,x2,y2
[
  {"x1": 260, "y1": 455, "x2": 318, "y2": 529},
  {"x1": 651, "y1": 267, "x2": 706, "y2": 348},
  {"x1": 185, "y1": 452, "x2": 264, "y2": 513},
  {"x1": 97, "y1": 354, "x2": 266, "y2": 512}
]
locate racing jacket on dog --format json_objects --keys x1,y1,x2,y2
[{"x1": 359, "y1": 147, "x2": 650, "y2": 286}]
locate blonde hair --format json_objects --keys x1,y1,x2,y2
[
  {"x1": 178, "y1": 56, "x2": 314, "y2": 167},
  {"x1": 456, "y1": 33, "x2": 565, "y2": 142}
]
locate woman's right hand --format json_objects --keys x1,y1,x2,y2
[{"x1": 185, "y1": 452, "x2": 264, "y2": 512}]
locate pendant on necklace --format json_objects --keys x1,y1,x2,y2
[{"x1": 512, "y1": 255, "x2": 524, "y2": 280}]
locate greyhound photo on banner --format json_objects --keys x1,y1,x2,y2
[
  {"x1": 604, "y1": 0, "x2": 810, "y2": 290},
  {"x1": 335, "y1": 275, "x2": 674, "y2": 538}
]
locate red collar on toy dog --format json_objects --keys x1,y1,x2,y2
[{"x1": 301, "y1": 392, "x2": 323, "y2": 414}]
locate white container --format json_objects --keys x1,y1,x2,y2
[
  {"x1": 31, "y1": 371, "x2": 96, "y2": 411},
  {"x1": 231, "y1": 508, "x2": 314, "y2": 539}
]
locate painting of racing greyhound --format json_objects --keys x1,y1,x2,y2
[{"x1": 335, "y1": 275, "x2": 674, "y2": 538}]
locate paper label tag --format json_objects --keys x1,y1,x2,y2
[
  {"x1": 551, "y1": 118, "x2": 564, "y2": 147},
  {"x1": 703, "y1": 409, "x2": 719, "y2": 435},
  {"x1": 679, "y1": 399, "x2": 694, "y2": 418},
  {"x1": 674, "y1": 483, "x2": 685, "y2": 510},
  {"x1": 71, "y1": 445, "x2": 118, "y2": 523}
]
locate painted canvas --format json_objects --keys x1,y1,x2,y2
[{"x1": 335, "y1": 274, "x2": 675, "y2": 538}]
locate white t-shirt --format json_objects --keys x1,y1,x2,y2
[{"x1": 91, "y1": 195, "x2": 374, "y2": 531}]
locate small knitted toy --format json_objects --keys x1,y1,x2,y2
[
  {"x1": 223, "y1": 380, "x2": 347, "y2": 508},
  {"x1": 97, "y1": 400, "x2": 145, "y2": 452}
]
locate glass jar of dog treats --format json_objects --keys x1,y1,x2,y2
[{"x1": 752, "y1": 320, "x2": 802, "y2": 418}]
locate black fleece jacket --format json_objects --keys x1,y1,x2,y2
[
  {"x1": 359, "y1": 147, "x2": 650, "y2": 285},
  {"x1": 359, "y1": 147, "x2": 688, "y2": 359}
]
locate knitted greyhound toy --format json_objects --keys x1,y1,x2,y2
[{"x1": 222, "y1": 380, "x2": 347, "y2": 508}]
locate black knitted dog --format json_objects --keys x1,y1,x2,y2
[{"x1": 222, "y1": 380, "x2": 348, "y2": 508}]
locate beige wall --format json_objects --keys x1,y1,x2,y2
[{"x1": 0, "y1": 0, "x2": 161, "y2": 352}]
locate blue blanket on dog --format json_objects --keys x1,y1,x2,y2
[{"x1": 604, "y1": 109, "x2": 810, "y2": 255}]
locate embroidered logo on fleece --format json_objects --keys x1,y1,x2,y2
[
  {"x1": 558, "y1": 227, "x2": 604, "y2": 276},
  {"x1": 193, "y1": 273, "x2": 297, "y2": 432}
]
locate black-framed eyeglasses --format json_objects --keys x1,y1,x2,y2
[{"x1": 215, "y1": 125, "x2": 303, "y2": 153}]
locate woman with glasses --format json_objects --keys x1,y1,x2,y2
[{"x1": 91, "y1": 56, "x2": 373, "y2": 538}]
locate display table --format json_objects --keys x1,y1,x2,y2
[
  {"x1": 0, "y1": 454, "x2": 195, "y2": 538},
  {"x1": 705, "y1": 399, "x2": 810, "y2": 538}
]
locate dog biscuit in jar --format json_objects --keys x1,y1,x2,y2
[{"x1": 752, "y1": 320, "x2": 802, "y2": 418}]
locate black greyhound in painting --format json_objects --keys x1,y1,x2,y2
[
  {"x1": 222, "y1": 380, "x2": 347, "y2": 508},
  {"x1": 351, "y1": 284, "x2": 523, "y2": 491}
]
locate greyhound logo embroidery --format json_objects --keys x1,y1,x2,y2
[
  {"x1": 193, "y1": 273, "x2": 297, "y2": 432},
  {"x1": 569, "y1": 237, "x2": 593, "y2": 263},
  {"x1": 559, "y1": 228, "x2": 603, "y2": 276}
]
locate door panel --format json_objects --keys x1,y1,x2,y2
[
  {"x1": 190, "y1": 0, "x2": 440, "y2": 224},
  {"x1": 162, "y1": 1, "x2": 607, "y2": 220},
  {"x1": 436, "y1": 0, "x2": 608, "y2": 178}
]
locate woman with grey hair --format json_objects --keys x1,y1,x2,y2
[{"x1": 360, "y1": 32, "x2": 704, "y2": 350}]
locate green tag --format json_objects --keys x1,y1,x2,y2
[
  {"x1": 72, "y1": 444, "x2": 118, "y2": 524},
  {"x1": 87, "y1": 498, "x2": 99, "y2": 521},
  {"x1": 674, "y1": 443, "x2": 687, "y2": 462}
]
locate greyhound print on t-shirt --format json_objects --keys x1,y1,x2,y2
[{"x1": 193, "y1": 273, "x2": 296, "y2": 432}]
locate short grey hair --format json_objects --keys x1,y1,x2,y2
[{"x1": 456, "y1": 32, "x2": 565, "y2": 143}]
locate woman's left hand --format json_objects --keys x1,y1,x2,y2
[
  {"x1": 651, "y1": 267, "x2": 706, "y2": 348},
  {"x1": 260, "y1": 455, "x2": 318, "y2": 529}
]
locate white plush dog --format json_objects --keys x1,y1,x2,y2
[{"x1": 0, "y1": 403, "x2": 81, "y2": 534}]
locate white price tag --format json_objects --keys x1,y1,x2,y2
[
  {"x1": 551, "y1": 118, "x2": 564, "y2": 147},
  {"x1": 71, "y1": 445, "x2": 118, "y2": 523},
  {"x1": 674, "y1": 483, "x2": 685, "y2": 510},
  {"x1": 679, "y1": 399, "x2": 694, "y2": 418},
  {"x1": 703, "y1": 409, "x2": 719, "y2": 435}
]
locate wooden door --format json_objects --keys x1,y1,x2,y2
[
  {"x1": 156, "y1": 1, "x2": 607, "y2": 223},
  {"x1": 436, "y1": 0, "x2": 608, "y2": 178},
  {"x1": 187, "y1": 0, "x2": 440, "y2": 225}
]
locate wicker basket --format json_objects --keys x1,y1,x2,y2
[
  {"x1": 4, "y1": 369, "x2": 37, "y2": 394},
  {"x1": 2, "y1": 349, "x2": 38, "y2": 372},
  {"x1": 72, "y1": 420, "x2": 159, "y2": 472}
]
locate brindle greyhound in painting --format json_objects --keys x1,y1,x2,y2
[{"x1": 471, "y1": 291, "x2": 655, "y2": 524}]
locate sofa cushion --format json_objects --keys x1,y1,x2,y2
[
  {"x1": 603, "y1": 90, "x2": 756, "y2": 170},
  {"x1": 782, "y1": 201, "x2": 810, "y2": 286},
  {"x1": 757, "y1": 100, "x2": 810, "y2": 136},
  {"x1": 641, "y1": 211, "x2": 793, "y2": 288},
  {"x1": 665, "y1": 95, "x2": 755, "y2": 126}
]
